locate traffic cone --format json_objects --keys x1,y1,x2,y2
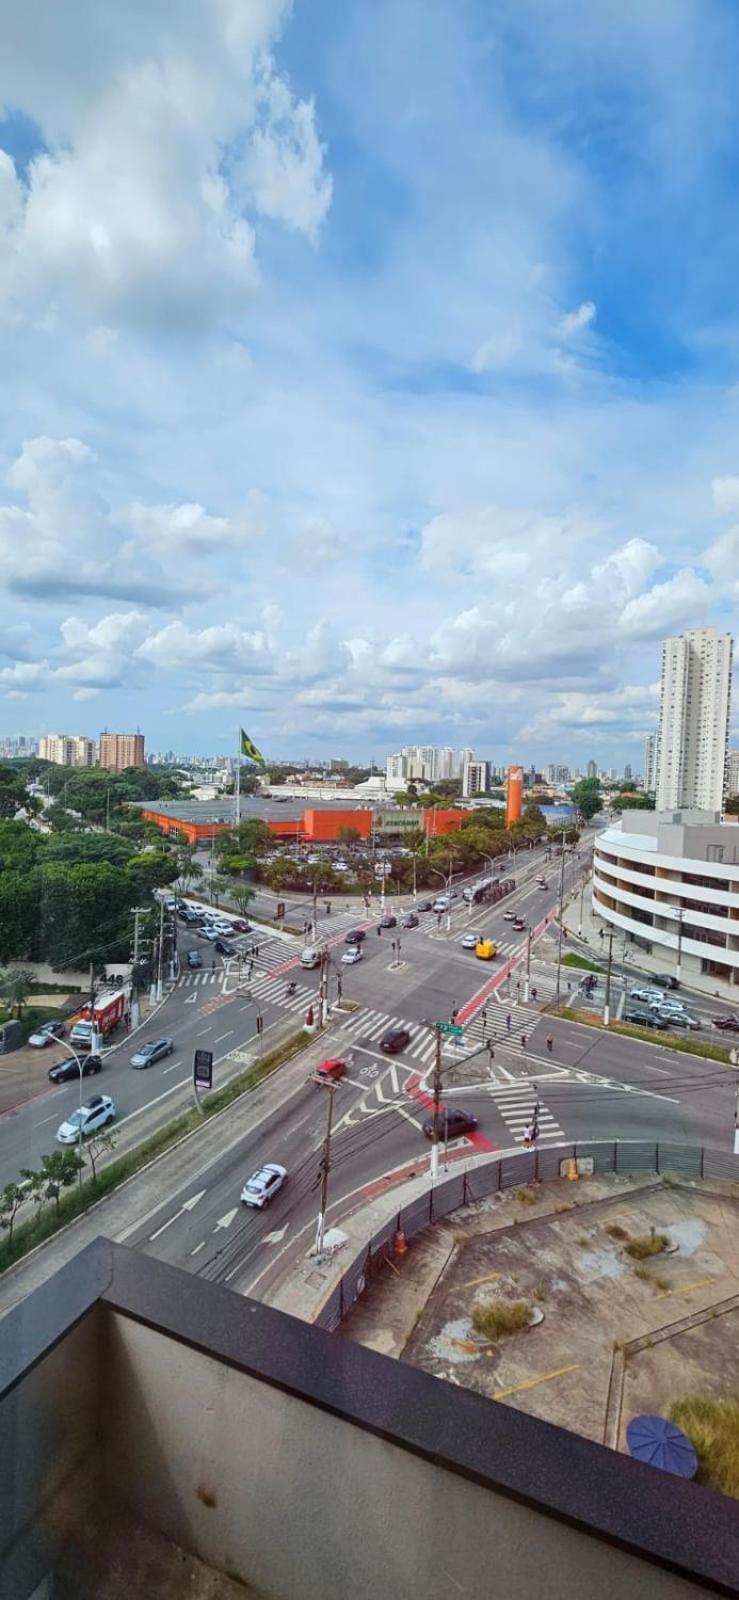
[
  {"x1": 394, "y1": 1230, "x2": 407, "y2": 1257},
  {"x1": 306, "y1": 1004, "x2": 314, "y2": 1027}
]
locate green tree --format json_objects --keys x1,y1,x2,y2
[
  {"x1": 571, "y1": 778, "x2": 602, "y2": 822},
  {"x1": 0, "y1": 1181, "x2": 26, "y2": 1248},
  {"x1": 176, "y1": 848, "x2": 203, "y2": 893},
  {"x1": 725, "y1": 795, "x2": 739, "y2": 816},
  {"x1": 210, "y1": 875, "x2": 234, "y2": 907},
  {"x1": 0, "y1": 820, "x2": 40, "y2": 872},
  {"x1": 84, "y1": 1126, "x2": 117, "y2": 1184},
  {"x1": 38, "y1": 1149, "x2": 85, "y2": 1216},
  {"x1": 125, "y1": 851, "x2": 179, "y2": 896},
  {"x1": 45, "y1": 803, "x2": 83, "y2": 832},
  {"x1": 41, "y1": 831, "x2": 133, "y2": 866},
  {"x1": 612, "y1": 794, "x2": 655, "y2": 811},
  {"x1": 230, "y1": 883, "x2": 256, "y2": 917},
  {"x1": 336, "y1": 826, "x2": 362, "y2": 848},
  {"x1": 263, "y1": 858, "x2": 295, "y2": 891},
  {"x1": 0, "y1": 967, "x2": 35, "y2": 1018},
  {"x1": 218, "y1": 853, "x2": 256, "y2": 876},
  {"x1": 0, "y1": 764, "x2": 28, "y2": 820}
]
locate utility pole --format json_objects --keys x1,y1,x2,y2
[
  {"x1": 603, "y1": 930, "x2": 614, "y2": 1026},
  {"x1": 734, "y1": 1077, "x2": 739, "y2": 1157},
  {"x1": 430, "y1": 1023, "x2": 443, "y2": 1181},
  {"x1": 578, "y1": 867, "x2": 588, "y2": 938},
  {"x1": 523, "y1": 927, "x2": 533, "y2": 1003},
  {"x1": 318, "y1": 948, "x2": 329, "y2": 1026},
  {"x1": 155, "y1": 895, "x2": 164, "y2": 1002},
  {"x1": 675, "y1": 905, "x2": 684, "y2": 984},
  {"x1": 130, "y1": 905, "x2": 148, "y2": 1029},
  {"x1": 313, "y1": 1077, "x2": 337, "y2": 1257},
  {"x1": 555, "y1": 831, "x2": 567, "y2": 1002}
]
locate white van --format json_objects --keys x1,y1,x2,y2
[{"x1": 301, "y1": 948, "x2": 321, "y2": 969}]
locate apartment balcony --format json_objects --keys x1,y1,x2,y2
[{"x1": 1, "y1": 1238, "x2": 737, "y2": 1600}]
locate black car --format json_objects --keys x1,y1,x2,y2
[
  {"x1": 380, "y1": 914, "x2": 397, "y2": 929},
  {"x1": 345, "y1": 929, "x2": 366, "y2": 945},
  {"x1": 623, "y1": 1007, "x2": 668, "y2": 1030},
  {"x1": 380, "y1": 1025, "x2": 411, "y2": 1055},
  {"x1": 713, "y1": 1014, "x2": 739, "y2": 1032},
  {"x1": 417, "y1": 900, "x2": 433, "y2": 912},
  {"x1": 215, "y1": 939, "x2": 236, "y2": 956},
  {"x1": 422, "y1": 1108, "x2": 478, "y2": 1140},
  {"x1": 48, "y1": 1054, "x2": 103, "y2": 1084},
  {"x1": 186, "y1": 950, "x2": 203, "y2": 969},
  {"x1": 401, "y1": 913, "x2": 419, "y2": 929},
  {"x1": 652, "y1": 972, "x2": 679, "y2": 990}
]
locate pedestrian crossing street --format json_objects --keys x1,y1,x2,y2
[
  {"x1": 177, "y1": 933, "x2": 293, "y2": 987},
  {"x1": 485, "y1": 1083, "x2": 564, "y2": 1145}
]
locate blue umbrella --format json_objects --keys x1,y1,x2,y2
[{"x1": 627, "y1": 1414, "x2": 698, "y2": 1478}]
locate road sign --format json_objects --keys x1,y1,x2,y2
[
  {"x1": 276, "y1": 900, "x2": 286, "y2": 920},
  {"x1": 435, "y1": 1021, "x2": 463, "y2": 1038},
  {"x1": 193, "y1": 1048, "x2": 213, "y2": 1090}
]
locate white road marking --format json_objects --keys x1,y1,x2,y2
[
  {"x1": 262, "y1": 1225, "x2": 288, "y2": 1244},
  {"x1": 214, "y1": 1207, "x2": 239, "y2": 1231},
  {"x1": 214, "y1": 1031, "x2": 234, "y2": 1044},
  {"x1": 149, "y1": 1188, "x2": 206, "y2": 1242},
  {"x1": 184, "y1": 993, "x2": 197, "y2": 1005},
  {"x1": 161, "y1": 1060, "x2": 180, "y2": 1075},
  {"x1": 190, "y1": 1241, "x2": 206, "y2": 1256},
  {"x1": 33, "y1": 1110, "x2": 62, "y2": 1127},
  {"x1": 195, "y1": 1027, "x2": 212, "y2": 1036}
]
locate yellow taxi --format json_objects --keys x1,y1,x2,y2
[{"x1": 475, "y1": 939, "x2": 497, "y2": 960}]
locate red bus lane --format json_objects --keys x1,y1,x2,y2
[
  {"x1": 405, "y1": 1072, "x2": 496, "y2": 1154},
  {"x1": 456, "y1": 908, "x2": 557, "y2": 1027}
]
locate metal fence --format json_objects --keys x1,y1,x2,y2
[{"x1": 315, "y1": 1140, "x2": 739, "y2": 1332}]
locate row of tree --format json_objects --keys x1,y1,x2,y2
[{"x1": 0, "y1": 1128, "x2": 117, "y2": 1248}]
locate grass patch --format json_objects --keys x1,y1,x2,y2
[
  {"x1": 610, "y1": 1020, "x2": 729, "y2": 1061},
  {"x1": 532, "y1": 1285, "x2": 546, "y2": 1303},
  {"x1": 0, "y1": 1029, "x2": 308, "y2": 1275},
  {"x1": 515, "y1": 1186, "x2": 537, "y2": 1204},
  {"x1": 561, "y1": 953, "x2": 604, "y2": 973},
  {"x1": 625, "y1": 1231, "x2": 670, "y2": 1260},
  {"x1": 472, "y1": 1300, "x2": 531, "y2": 1340},
  {"x1": 633, "y1": 1264, "x2": 652, "y2": 1282},
  {"x1": 669, "y1": 1396, "x2": 739, "y2": 1499}
]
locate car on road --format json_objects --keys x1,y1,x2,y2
[
  {"x1": 231, "y1": 919, "x2": 251, "y2": 933},
  {"x1": 432, "y1": 897, "x2": 449, "y2": 913},
  {"x1": 202, "y1": 928, "x2": 220, "y2": 942},
  {"x1": 401, "y1": 913, "x2": 419, "y2": 929},
  {"x1": 57, "y1": 1095, "x2": 116, "y2": 1143},
  {"x1": 652, "y1": 972, "x2": 680, "y2": 989},
  {"x1": 210, "y1": 921, "x2": 233, "y2": 936},
  {"x1": 130, "y1": 1037, "x2": 174, "y2": 1069},
  {"x1": 344, "y1": 929, "x2": 366, "y2": 945},
  {"x1": 537, "y1": 878, "x2": 548, "y2": 889},
  {"x1": 28, "y1": 1019, "x2": 66, "y2": 1048},
  {"x1": 241, "y1": 1163, "x2": 287, "y2": 1208},
  {"x1": 503, "y1": 910, "x2": 516, "y2": 921},
  {"x1": 380, "y1": 1025, "x2": 411, "y2": 1054},
  {"x1": 342, "y1": 946, "x2": 363, "y2": 965},
  {"x1": 317, "y1": 1057, "x2": 347, "y2": 1081},
  {"x1": 654, "y1": 1008, "x2": 699, "y2": 1030},
  {"x1": 48, "y1": 1054, "x2": 102, "y2": 1085},
  {"x1": 623, "y1": 1007, "x2": 668, "y2": 1029},
  {"x1": 380, "y1": 913, "x2": 397, "y2": 929},
  {"x1": 421, "y1": 1108, "x2": 478, "y2": 1140},
  {"x1": 461, "y1": 932, "x2": 482, "y2": 949},
  {"x1": 417, "y1": 900, "x2": 433, "y2": 912},
  {"x1": 713, "y1": 1013, "x2": 739, "y2": 1032},
  {"x1": 186, "y1": 950, "x2": 203, "y2": 969},
  {"x1": 512, "y1": 919, "x2": 527, "y2": 931},
  {"x1": 629, "y1": 987, "x2": 664, "y2": 1005},
  {"x1": 475, "y1": 939, "x2": 496, "y2": 960},
  {"x1": 214, "y1": 939, "x2": 236, "y2": 956}
]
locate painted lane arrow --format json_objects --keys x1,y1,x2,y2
[
  {"x1": 213, "y1": 1208, "x2": 239, "y2": 1231},
  {"x1": 148, "y1": 1189, "x2": 206, "y2": 1242}
]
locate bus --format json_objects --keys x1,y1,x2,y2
[{"x1": 463, "y1": 876, "x2": 515, "y2": 906}]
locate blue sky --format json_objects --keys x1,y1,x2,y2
[{"x1": 0, "y1": 0, "x2": 738, "y2": 768}]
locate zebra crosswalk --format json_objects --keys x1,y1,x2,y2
[
  {"x1": 454, "y1": 1003, "x2": 542, "y2": 1056},
  {"x1": 337, "y1": 1006, "x2": 438, "y2": 1063},
  {"x1": 486, "y1": 1083, "x2": 564, "y2": 1145}
]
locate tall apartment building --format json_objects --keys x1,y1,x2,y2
[
  {"x1": 433, "y1": 746, "x2": 455, "y2": 781},
  {"x1": 655, "y1": 628, "x2": 733, "y2": 812},
  {"x1": 643, "y1": 733, "x2": 657, "y2": 792},
  {"x1": 545, "y1": 764, "x2": 571, "y2": 786},
  {"x1": 461, "y1": 759, "x2": 490, "y2": 798},
  {"x1": 586, "y1": 759, "x2": 597, "y2": 779},
  {"x1": 99, "y1": 731, "x2": 145, "y2": 772},
  {"x1": 456, "y1": 747, "x2": 475, "y2": 776},
  {"x1": 39, "y1": 734, "x2": 95, "y2": 768},
  {"x1": 727, "y1": 749, "x2": 739, "y2": 798}
]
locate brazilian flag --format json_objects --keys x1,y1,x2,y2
[{"x1": 240, "y1": 728, "x2": 265, "y2": 766}]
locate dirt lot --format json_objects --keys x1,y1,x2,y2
[{"x1": 342, "y1": 1173, "x2": 739, "y2": 1456}]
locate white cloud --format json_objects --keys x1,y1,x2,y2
[
  {"x1": 710, "y1": 474, "x2": 739, "y2": 514},
  {"x1": 618, "y1": 569, "x2": 712, "y2": 637},
  {"x1": 558, "y1": 300, "x2": 596, "y2": 337}
]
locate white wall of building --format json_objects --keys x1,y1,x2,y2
[{"x1": 655, "y1": 628, "x2": 733, "y2": 811}]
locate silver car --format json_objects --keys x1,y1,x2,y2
[{"x1": 240, "y1": 1163, "x2": 288, "y2": 1208}]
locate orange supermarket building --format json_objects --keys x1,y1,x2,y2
[{"x1": 139, "y1": 802, "x2": 470, "y2": 848}]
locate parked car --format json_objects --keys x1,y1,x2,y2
[
  {"x1": 401, "y1": 913, "x2": 419, "y2": 929},
  {"x1": 623, "y1": 1007, "x2": 668, "y2": 1030},
  {"x1": 342, "y1": 946, "x2": 363, "y2": 965},
  {"x1": 186, "y1": 950, "x2": 203, "y2": 969},
  {"x1": 317, "y1": 1057, "x2": 347, "y2": 1081},
  {"x1": 241, "y1": 1163, "x2": 287, "y2": 1208},
  {"x1": 57, "y1": 1095, "x2": 116, "y2": 1143},
  {"x1": 130, "y1": 1037, "x2": 174, "y2": 1069},
  {"x1": 630, "y1": 987, "x2": 664, "y2": 1004},
  {"x1": 655, "y1": 1009, "x2": 699, "y2": 1030},
  {"x1": 231, "y1": 919, "x2": 251, "y2": 933},
  {"x1": 48, "y1": 1054, "x2": 102, "y2": 1085},
  {"x1": 713, "y1": 1014, "x2": 739, "y2": 1032},
  {"x1": 380, "y1": 1025, "x2": 411, "y2": 1054},
  {"x1": 203, "y1": 928, "x2": 220, "y2": 942},
  {"x1": 649, "y1": 999, "x2": 688, "y2": 1018},
  {"x1": 417, "y1": 900, "x2": 433, "y2": 912},
  {"x1": 652, "y1": 972, "x2": 679, "y2": 989},
  {"x1": 334, "y1": 862, "x2": 349, "y2": 873},
  {"x1": 28, "y1": 1019, "x2": 66, "y2": 1048},
  {"x1": 421, "y1": 1108, "x2": 478, "y2": 1140},
  {"x1": 461, "y1": 932, "x2": 481, "y2": 949},
  {"x1": 214, "y1": 939, "x2": 236, "y2": 956},
  {"x1": 380, "y1": 914, "x2": 397, "y2": 929},
  {"x1": 344, "y1": 929, "x2": 366, "y2": 945}
]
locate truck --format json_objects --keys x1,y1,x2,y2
[{"x1": 69, "y1": 989, "x2": 127, "y2": 1051}]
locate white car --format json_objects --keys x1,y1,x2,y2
[
  {"x1": 241, "y1": 1163, "x2": 287, "y2": 1208},
  {"x1": 503, "y1": 911, "x2": 516, "y2": 921},
  {"x1": 211, "y1": 921, "x2": 233, "y2": 935},
  {"x1": 203, "y1": 928, "x2": 220, "y2": 941},
  {"x1": 461, "y1": 932, "x2": 482, "y2": 949},
  {"x1": 342, "y1": 946, "x2": 363, "y2": 965},
  {"x1": 630, "y1": 987, "x2": 663, "y2": 1004},
  {"x1": 334, "y1": 862, "x2": 349, "y2": 873},
  {"x1": 57, "y1": 1095, "x2": 116, "y2": 1144}
]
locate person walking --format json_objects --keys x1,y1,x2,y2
[
  {"x1": 506, "y1": 1013, "x2": 512, "y2": 1031},
  {"x1": 521, "y1": 1034, "x2": 527, "y2": 1050},
  {"x1": 546, "y1": 1034, "x2": 554, "y2": 1054}
]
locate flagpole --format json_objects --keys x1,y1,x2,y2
[{"x1": 235, "y1": 729, "x2": 240, "y2": 831}]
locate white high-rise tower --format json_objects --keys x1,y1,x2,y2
[{"x1": 655, "y1": 628, "x2": 733, "y2": 812}]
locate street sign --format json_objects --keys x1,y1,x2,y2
[
  {"x1": 435, "y1": 1021, "x2": 463, "y2": 1038},
  {"x1": 276, "y1": 900, "x2": 286, "y2": 920},
  {"x1": 193, "y1": 1048, "x2": 213, "y2": 1091}
]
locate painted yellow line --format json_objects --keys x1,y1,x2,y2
[
  {"x1": 462, "y1": 1271, "x2": 502, "y2": 1289},
  {"x1": 655, "y1": 1276, "x2": 715, "y2": 1302},
  {"x1": 493, "y1": 1363, "x2": 580, "y2": 1400}
]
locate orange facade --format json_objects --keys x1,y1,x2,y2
[
  {"x1": 302, "y1": 808, "x2": 373, "y2": 841},
  {"x1": 506, "y1": 766, "x2": 523, "y2": 827},
  {"x1": 422, "y1": 807, "x2": 468, "y2": 836},
  {"x1": 140, "y1": 808, "x2": 232, "y2": 846}
]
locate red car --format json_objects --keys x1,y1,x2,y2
[
  {"x1": 317, "y1": 1057, "x2": 347, "y2": 1081},
  {"x1": 231, "y1": 919, "x2": 251, "y2": 933}
]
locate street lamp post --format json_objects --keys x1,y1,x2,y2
[
  {"x1": 603, "y1": 930, "x2": 614, "y2": 1026},
  {"x1": 53, "y1": 1038, "x2": 89, "y2": 1185},
  {"x1": 426, "y1": 856, "x2": 460, "y2": 934}
]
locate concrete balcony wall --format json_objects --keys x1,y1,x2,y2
[{"x1": 1, "y1": 1239, "x2": 737, "y2": 1600}]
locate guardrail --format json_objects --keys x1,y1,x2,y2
[{"x1": 315, "y1": 1140, "x2": 739, "y2": 1331}]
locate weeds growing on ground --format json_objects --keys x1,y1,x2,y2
[
  {"x1": 669, "y1": 1396, "x2": 739, "y2": 1499},
  {"x1": 472, "y1": 1300, "x2": 531, "y2": 1340}
]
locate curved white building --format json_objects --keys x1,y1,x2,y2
[{"x1": 592, "y1": 810, "x2": 739, "y2": 992}]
